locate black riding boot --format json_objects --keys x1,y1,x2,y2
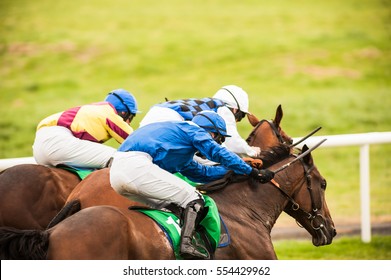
[{"x1": 179, "y1": 199, "x2": 208, "y2": 260}]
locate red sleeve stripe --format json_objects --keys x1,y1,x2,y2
[
  {"x1": 106, "y1": 118, "x2": 129, "y2": 140},
  {"x1": 57, "y1": 106, "x2": 81, "y2": 129}
]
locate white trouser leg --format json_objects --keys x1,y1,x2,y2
[
  {"x1": 110, "y1": 151, "x2": 203, "y2": 208},
  {"x1": 33, "y1": 126, "x2": 116, "y2": 169},
  {"x1": 139, "y1": 107, "x2": 184, "y2": 127}
]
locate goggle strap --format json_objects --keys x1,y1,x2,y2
[
  {"x1": 197, "y1": 113, "x2": 226, "y2": 137},
  {"x1": 221, "y1": 87, "x2": 241, "y2": 112},
  {"x1": 109, "y1": 92, "x2": 132, "y2": 118}
]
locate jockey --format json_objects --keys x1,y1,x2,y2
[
  {"x1": 139, "y1": 85, "x2": 261, "y2": 158},
  {"x1": 109, "y1": 110, "x2": 274, "y2": 259},
  {"x1": 33, "y1": 89, "x2": 139, "y2": 169}
]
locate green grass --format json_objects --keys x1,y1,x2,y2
[
  {"x1": 274, "y1": 235, "x2": 391, "y2": 260},
  {"x1": 0, "y1": 0, "x2": 390, "y2": 260}
]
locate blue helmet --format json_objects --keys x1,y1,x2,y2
[
  {"x1": 105, "y1": 89, "x2": 139, "y2": 115},
  {"x1": 192, "y1": 110, "x2": 231, "y2": 138}
]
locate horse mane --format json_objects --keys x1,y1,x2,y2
[{"x1": 259, "y1": 143, "x2": 291, "y2": 168}]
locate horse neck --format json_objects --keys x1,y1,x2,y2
[
  {"x1": 274, "y1": 156, "x2": 307, "y2": 196},
  {"x1": 209, "y1": 179, "x2": 287, "y2": 234},
  {"x1": 210, "y1": 179, "x2": 287, "y2": 259},
  {"x1": 210, "y1": 156, "x2": 306, "y2": 259}
]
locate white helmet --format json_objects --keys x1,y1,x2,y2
[{"x1": 213, "y1": 85, "x2": 249, "y2": 113}]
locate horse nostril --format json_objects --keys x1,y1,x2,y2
[{"x1": 333, "y1": 228, "x2": 337, "y2": 237}]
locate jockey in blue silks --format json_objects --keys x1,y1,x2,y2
[{"x1": 109, "y1": 111, "x2": 274, "y2": 259}]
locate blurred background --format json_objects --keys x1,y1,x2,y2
[{"x1": 1, "y1": 0, "x2": 390, "y2": 259}]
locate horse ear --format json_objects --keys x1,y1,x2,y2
[
  {"x1": 247, "y1": 113, "x2": 260, "y2": 127},
  {"x1": 302, "y1": 144, "x2": 313, "y2": 165},
  {"x1": 274, "y1": 105, "x2": 283, "y2": 127}
]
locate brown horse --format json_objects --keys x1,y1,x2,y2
[
  {"x1": 0, "y1": 144, "x2": 336, "y2": 259},
  {"x1": 0, "y1": 105, "x2": 291, "y2": 231},
  {"x1": 0, "y1": 164, "x2": 81, "y2": 229},
  {"x1": 46, "y1": 104, "x2": 293, "y2": 226}
]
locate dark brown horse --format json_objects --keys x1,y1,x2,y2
[
  {"x1": 0, "y1": 144, "x2": 336, "y2": 259},
  {"x1": 0, "y1": 105, "x2": 291, "y2": 231},
  {"x1": 0, "y1": 164, "x2": 81, "y2": 229}
]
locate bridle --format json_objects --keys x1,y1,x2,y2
[
  {"x1": 246, "y1": 119, "x2": 289, "y2": 145},
  {"x1": 246, "y1": 118, "x2": 326, "y2": 231},
  {"x1": 265, "y1": 119, "x2": 286, "y2": 144},
  {"x1": 270, "y1": 154, "x2": 327, "y2": 231}
]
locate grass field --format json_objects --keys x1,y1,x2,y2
[
  {"x1": 274, "y1": 235, "x2": 391, "y2": 260},
  {"x1": 1, "y1": 0, "x2": 390, "y2": 259}
]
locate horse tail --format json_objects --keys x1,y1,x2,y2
[
  {"x1": 0, "y1": 227, "x2": 49, "y2": 260},
  {"x1": 47, "y1": 199, "x2": 81, "y2": 229}
]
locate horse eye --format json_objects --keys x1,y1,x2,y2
[{"x1": 321, "y1": 180, "x2": 327, "y2": 190}]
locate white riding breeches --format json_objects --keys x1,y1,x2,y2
[
  {"x1": 33, "y1": 126, "x2": 116, "y2": 169},
  {"x1": 109, "y1": 151, "x2": 203, "y2": 209}
]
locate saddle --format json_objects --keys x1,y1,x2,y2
[{"x1": 55, "y1": 164, "x2": 94, "y2": 180}]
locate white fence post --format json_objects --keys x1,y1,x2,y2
[{"x1": 360, "y1": 144, "x2": 371, "y2": 243}]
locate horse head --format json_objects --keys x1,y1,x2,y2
[
  {"x1": 279, "y1": 145, "x2": 336, "y2": 246},
  {"x1": 246, "y1": 105, "x2": 293, "y2": 150}
]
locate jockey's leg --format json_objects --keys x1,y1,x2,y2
[
  {"x1": 110, "y1": 151, "x2": 209, "y2": 259},
  {"x1": 33, "y1": 126, "x2": 115, "y2": 169},
  {"x1": 180, "y1": 198, "x2": 208, "y2": 260}
]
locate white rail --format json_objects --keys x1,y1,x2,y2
[
  {"x1": 0, "y1": 157, "x2": 37, "y2": 171},
  {"x1": 1, "y1": 131, "x2": 391, "y2": 243}
]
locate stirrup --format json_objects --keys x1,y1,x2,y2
[{"x1": 180, "y1": 241, "x2": 209, "y2": 260}]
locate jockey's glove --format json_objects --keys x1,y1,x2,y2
[{"x1": 249, "y1": 168, "x2": 275, "y2": 184}]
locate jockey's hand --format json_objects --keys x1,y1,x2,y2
[
  {"x1": 249, "y1": 168, "x2": 274, "y2": 184},
  {"x1": 243, "y1": 157, "x2": 263, "y2": 169},
  {"x1": 259, "y1": 169, "x2": 274, "y2": 183}
]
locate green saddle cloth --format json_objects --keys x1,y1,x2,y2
[
  {"x1": 56, "y1": 165, "x2": 94, "y2": 180},
  {"x1": 137, "y1": 195, "x2": 220, "y2": 259}
]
